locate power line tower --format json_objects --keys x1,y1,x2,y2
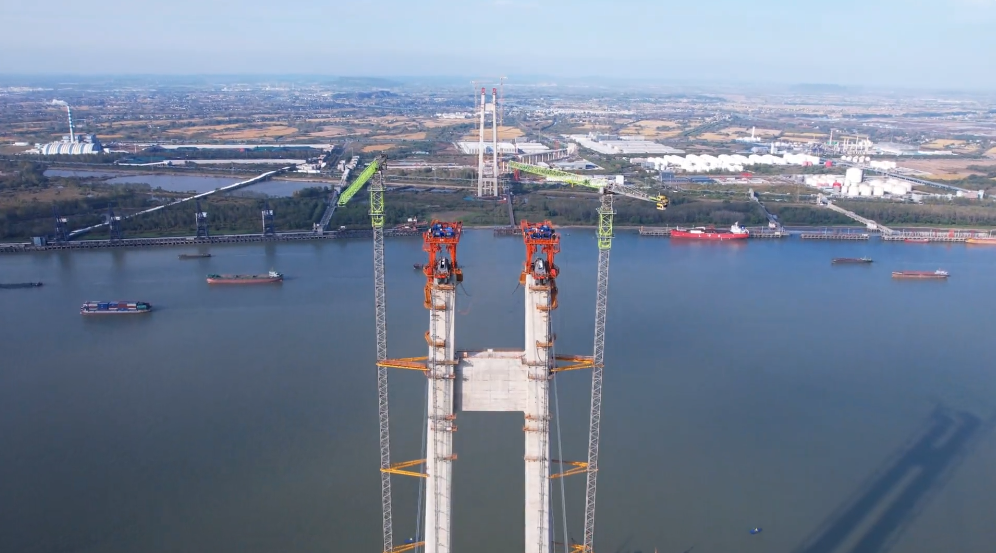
[
  {"x1": 261, "y1": 200, "x2": 275, "y2": 236},
  {"x1": 195, "y1": 199, "x2": 209, "y2": 239},
  {"x1": 53, "y1": 207, "x2": 68, "y2": 242},
  {"x1": 106, "y1": 205, "x2": 122, "y2": 241}
]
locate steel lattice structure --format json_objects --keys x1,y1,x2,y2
[
  {"x1": 371, "y1": 170, "x2": 394, "y2": 553},
  {"x1": 582, "y1": 194, "x2": 613, "y2": 553}
]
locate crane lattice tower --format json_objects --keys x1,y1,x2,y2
[
  {"x1": 195, "y1": 199, "x2": 209, "y2": 239},
  {"x1": 261, "y1": 201, "x2": 275, "y2": 236}
]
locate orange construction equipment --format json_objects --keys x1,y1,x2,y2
[
  {"x1": 423, "y1": 221, "x2": 464, "y2": 287},
  {"x1": 520, "y1": 220, "x2": 560, "y2": 285}
]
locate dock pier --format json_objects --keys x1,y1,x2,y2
[
  {"x1": 800, "y1": 232, "x2": 870, "y2": 241},
  {"x1": 0, "y1": 228, "x2": 421, "y2": 254},
  {"x1": 882, "y1": 229, "x2": 995, "y2": 243}
]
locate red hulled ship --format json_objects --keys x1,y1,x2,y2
[{"x1": 671, "y1": 222, "x2": 749, "y2": 240}]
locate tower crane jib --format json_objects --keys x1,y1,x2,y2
[{"x1": 338, "y1": 155, "x2": 387, "y2": 207}]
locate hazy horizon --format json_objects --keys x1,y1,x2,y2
[{"x1": 3, "y1": 0, "x2": 996, "y2": 90}]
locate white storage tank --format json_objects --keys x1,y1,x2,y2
[
  {"x1": 872, "y1": 186, "x2": 885, "y2": 197},
  {"x1": 858, "y1": 184, "x2": 872, "y2": 196},
  {"x1": 845, "y1": 167, "x2": 864, "y2": 185}
]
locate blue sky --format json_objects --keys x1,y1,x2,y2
[{"x1": 3, "y1": 0, "x2": 996, "y2": 88}]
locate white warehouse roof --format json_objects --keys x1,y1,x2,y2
[
  {"x1": 456, "y1": 142, "x2": 519, "y2": 155},
  {"x1": 568, "y1": 134, "x2": 684, "y2": 155}
]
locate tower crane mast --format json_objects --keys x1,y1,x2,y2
[
  {"x1": 336, "y1": 154, "x2": 396, "y2": 553},
  {"x1": 508, "y1": 161, "x2": 667, "y2": 553}
]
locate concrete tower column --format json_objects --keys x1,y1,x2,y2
[
  {"x1": 523, "y1": 273, "x2": 552, "y2": 553},
  {"x1": 424, "y1": 277, "x2": 457, "y2": 553}
]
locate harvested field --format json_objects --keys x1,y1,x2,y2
[
  {"x1": 0, "y1": 185, "x2": 93, "y2": 207},
  {"x1": 460, "y1": 126, "x2": 524, "y2": 140},
  {"x1": 721, "y1": 126, "x2": 781, "y2": 138},
  {"x1": 212, "y1": 126, "x2": 298, "y2": 140},
  {"x1": 370, "y1": 132, "x2": 428, "y2": 140},
  {"x1": 921, "y1": 139, "x2": 967, "y2": 150},
  {"x1": 307, "y1": 127, "x2": 350, "y2": 138},
  {"x1": 985, "y1": 147, "x2": 996, "y2": 158},
  {"x1": 900, "y1": 158, "x2": 996, "y2": 180},
  {"x1": 424, "y1": 119, "x2": 474, "y2": 129},
  {"x1": 362, "y1": 144, "x2": 395, "y2": 152},
  {"x1": 699, "y1": 132, "x2": 735, "y2": 141},
  {"x1": 620, "y1": 119, "x2": 683, "y2": 138},
  {"x1": 165, "y1": 124, "x2": 243, "y2": 136}
]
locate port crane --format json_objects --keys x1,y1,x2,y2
[{"x1": 507, "y1": 161, "x2": 668, "y2": 553}]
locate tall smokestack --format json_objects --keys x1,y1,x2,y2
[{"x1": 67, "y1": 105, "x2": 75, "y2": 143}]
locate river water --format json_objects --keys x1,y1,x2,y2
[
  {"x1": 1, "y1": 232, "x2": 995, "y2": 553},
  {"x1": 44, "y1": 169, "x2": 323, "y2": 197}
]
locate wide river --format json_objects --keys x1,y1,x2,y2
[{"x1": 1, "y1": 231, "x2": 995, "y2": 553}]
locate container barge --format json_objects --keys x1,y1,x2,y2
[
  {"x1": 832, "y1": 257, "x2": 873, "y2": 264},
  {"x1": 892, "y1": 270, "x2": 949, "y2": 280},
  {"x1": 207, "y1": 270, "x2": 283, "y2": 284},
  {"x1": 179, "y1": 253, "x2": 212, "y2": 259},
  {"x1": 81, "y1": 301, "x2": 152, "y2": 315}
]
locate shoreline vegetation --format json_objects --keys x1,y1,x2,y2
[{"x1": 3, "y1": 161, "x2": 996, "y2": 241}]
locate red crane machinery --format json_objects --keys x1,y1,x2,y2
[
  {"x1": 424, "y1": 221, "x2": 464, "y2": 287},
  {"x1": 520, "y1": 220, "x2": 560, "y2": 283}
]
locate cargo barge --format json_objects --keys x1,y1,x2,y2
[
  {"x1": 207, "y1": 270, "x2": 283, "y2": 284},
  {"x1": 81, "y1": 301, "x2": 152, "y2": 315},
  {"x1": 832, "y1": 257, "x2": 873, "y2": 264},
  {"x1": 892, "y1": 270, "x2": 949, "y2": 280},
  {"x1": 966, "y1": 238, "x2": 996, "y2": 245},
  {"x1": 0, "y1": 282, "x2": 43, "y2": 289},
  {"x1": 670, "y1": 222, "x2": 749, "y2": 240},
  {"x1": 179, "y1": 253, "x2": 212, "y2": 259},
  {"x1": 904, "y1": 238, "x2": 930, "y2": 244}
]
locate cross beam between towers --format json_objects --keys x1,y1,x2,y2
[{"x1": 375, "y1": 219, "x2": 600, "y2": 553}]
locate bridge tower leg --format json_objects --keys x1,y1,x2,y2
[
  {"x1": 524, "y1": 271, "x2": 553, "y2": 553},
  {"x1": 422, "y1": 222, "x2": 462, "y2": 553},
  {"x1": 521, "y1": 220, "x2": 558, "y2": 553}
]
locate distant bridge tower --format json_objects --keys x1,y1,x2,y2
[
  {"x1": 53, "y1": 207, "x2": 69, "y2": 242},
  {"x1": 477, "y1": 86, "x2": 500, "y2": 198},
  {"x1": 106, "y1": 205, "x2": 122, "y2": 241},
  {"x1": 195, "y1": 199, "x2": 209, "y2": 239},
  {"x1": 261, "y1": 200, "x2": 275, "y2": 236}
]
